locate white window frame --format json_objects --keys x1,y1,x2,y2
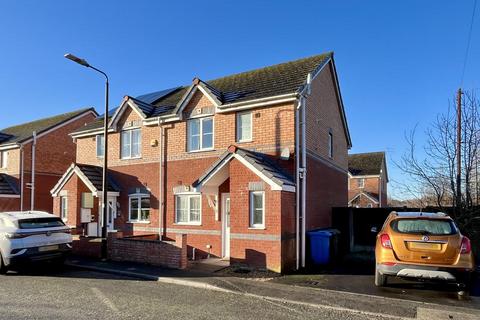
[
  {"x1": 175, "y1": 193, "x2": 202, "y2": 225},
  {"x1": 0, "y1": 151, "x2": 7, "y2": 169},
  {"x1": 328, "y1": 131, "x2": 333, "y2": 158},
  {"x1": 60, "y1": 196, "x2": 68, "y2": 221},
  {"x1": 187, "y1": 117, "x2": 214, "y2": 152},
  {"x1": 96, "y1": 134, "x2": 105, "y2": 158},
  {"x1": 128, "y1": 193, "x2": 150, "y2": 223},
  {"x1": 121, "y1": 128, "x2": 142, "y2": 159},
  {"x1": 358, "y1": 178, "x2": 365, "y2": 188},
  {"x1": 249, "y1": 191, "x2": 265, "y2": 229},
  {"x1": 236, "y1": 111, "x2": 253, "y2": 143}
]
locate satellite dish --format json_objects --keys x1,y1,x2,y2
[{"x1": 280, "y1": 147, "x2": 290, "y2": 160}]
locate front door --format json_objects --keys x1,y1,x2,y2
[
  {"x1": 106, "y1": 197, "x2": 116, "y2": 231},
  {"x1": 222, "y1": 193, "x2": 231, "y2": 259}
]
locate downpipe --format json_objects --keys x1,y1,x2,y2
[{"x1": 30, "y1": 131, "x2": 37, "y2": 210}]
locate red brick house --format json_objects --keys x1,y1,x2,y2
[
  {"x1": 348, "y1": 152, "x2": 388, "y2": 208},
  {"x1": 51, "y1": 53, "x2": 352, "y2": 272},
  {"x1": 0, "y1": 108, "x2": 98, "y2": 212}
]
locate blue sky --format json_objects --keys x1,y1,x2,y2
[{"x1": 0, "y1": 0, "x2": 478, "y2": 198}]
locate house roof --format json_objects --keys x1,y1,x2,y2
[
  {"x1": 50, "y1": 163, "x2": 120, "y2": 196},
  {"x1": 77, "y1": 164, "x2": 121, "y2": 192},
  {"x1": 151, "y1": 52, "x2": 332, "y2": 108},
  {"x1": 348, "y1": 191, "x2": 379, "y2": 204},
  {"x1": 0, "y1": 174, "x2": 19, "y2": 195},
  {"x1": 72, "y1": 52, "x2": 334, "y2": 134},
  {"x1": 193, "y1": 145, "x2": 295, "y2": 192},
  {"x1": 0, "y1": 108, "x2": 97, "y2": 146},
  {"x1": 348, "y1": 152, "x2": 386, "y2": 176}
]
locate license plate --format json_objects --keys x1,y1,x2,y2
[
  {"x1": 38, "y1": 245, "x2": 59, "y2": 252},
  {"x1": 409, "y1": 242, "x2": 441, "y2": 250}
]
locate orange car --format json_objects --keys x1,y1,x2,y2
[{"x1": 375, "y1": 212, "x2": 474, "y2": 288}]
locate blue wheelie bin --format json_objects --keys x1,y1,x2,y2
[{"x1": 307, "y1": 230, "x2": 333, "y2": 265}]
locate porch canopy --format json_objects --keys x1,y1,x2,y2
[
  {"x1": 193, "y1": 145, "x2": 295, "y2": 194},
  {"x1": 0, "y1": 174, "x2": 20, "y2": 197},
  {"x1": 51, "y1": 163, "x2": 121, "y2": 197}
]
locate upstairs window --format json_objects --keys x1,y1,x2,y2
[
  {"x1": 121, "y1": 128, "x2": 141, "y2": 159},
  {"x1": 96, "y1": 134, "x2": 104, "y2": 158},
  {"x1": 237, "y1": 112, "x2": 252, "y2": 142},
  {"x1": 188, "y1": 117, "x2": 213, "y2": 151},
  {"x1": 175, "y1": 194, "x2": 201, "y2": 225},
  {"x1": 0, "y1": 151, "x2": 7, "y2": 169}
]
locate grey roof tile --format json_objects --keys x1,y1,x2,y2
[
  {"x1": 348, "y1": 152, "x2": 385, "y2": 176},
  {"x1": 0, "y1": 174, "x2": 19, "y2": 195}
]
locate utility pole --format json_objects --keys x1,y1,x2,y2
[{"x1": 456, "y1": 88, "x2": 462, "y2": 209}]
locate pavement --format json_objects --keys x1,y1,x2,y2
[{"x1": 63, "y1": 255, "x2": 480, "y2": 319}]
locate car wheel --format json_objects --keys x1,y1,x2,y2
[
  {"x1": 0, "y1": 252, "x2": 8, "y2": 275},
  {"x1": 375, "y1": 265, "x2": 387, "y2": 287}
]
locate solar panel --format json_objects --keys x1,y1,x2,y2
[{"x1": 136, "y1": 87, "x2": 180, "y2": 104}]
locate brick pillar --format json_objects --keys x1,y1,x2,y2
[{"x1": 175, "y1": 234, "x2": 187, "y2": 269}]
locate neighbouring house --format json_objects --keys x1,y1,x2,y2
[
  {"x1": 0, "y1": 108, "x2": 98, "y2": 212},
  {"x1": 348, "y1": 152, "x2": 388, "y2": 208},
  {"x1": 51, "y1": 52, "x2": 352, "y2": 272}
]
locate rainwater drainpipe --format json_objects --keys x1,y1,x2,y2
[
  {"x1": 20, "y1": 146, "x2": 24, "y2": 211},
  {"x1": 296, "y1": 73, "x2": 312, "y2": 269},
  {"x1": 158, "y1": 118, "x2": 165, "y2": 240},
  {"x1": 30, "y1": 131, "x2": 37, "y2": 211}
]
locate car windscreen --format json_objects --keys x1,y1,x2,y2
[
  {"x1": 17, "y1": 217, "x2": 65, "y2": 229},
  {"x1": 391, "y1": 219, "x2": 457, "y2": 235}
]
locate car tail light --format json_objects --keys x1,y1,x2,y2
[
  {"x1": 380, "y1": 234, "x2": 392, "y2": 249},
  {"x1": 461, "y1": 236, "x2": 471, "y2": 254},
  {"x1": 5, "y1": 232, "x2": 28, "y2": 239}
]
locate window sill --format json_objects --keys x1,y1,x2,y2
[
  {"x1": 121, "y1": 156, "x2": 143, "y2": 161},
  {"x1": 237, "y1": 139, "x2": 253, "y2": 144},
  {"x1": 174, "y1": 222, "x2": 202, "y2": 226},
  {"x1": 187, "y1": 149, "x2": 215, "y2": 154},
  {"x1": 248, "y1": 226, "x2": 266, "y2": 230},
  {"x1": 127, "y1": 220, "x2": 150, "y2": 224}
]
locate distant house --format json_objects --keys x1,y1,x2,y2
[
  {"x1": 51, "y1": 52, "x2": 352, "y2": 272},
  {"x1": 0, "y1": 108, "x2": 97, "y2": 212},
  {"x1": 348, "y1": 152, "x2": 388, "y2": 208}
]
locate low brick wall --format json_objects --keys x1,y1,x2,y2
[
  {"x1": 108, "y1": 234, "x2": 187, "y2": 269},
  {"x1": 71, "y1": 236, "x2": 102, "y2": 258}
]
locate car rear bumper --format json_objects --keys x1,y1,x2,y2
[
  {"x1": 378, "y1": 263, "x2": 473, "y2": 282},
  {"x1": 6, "y1": 243, "x2": 72, "y2": 266}
]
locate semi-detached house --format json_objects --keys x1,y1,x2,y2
[
  {"x1": 51, "y1": 53, "x2": 352, "y2": 272},
  {"x1": 0, "y1": 108, "x2": 97, "y2": 213}
]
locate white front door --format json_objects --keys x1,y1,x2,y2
[
  {"x1": 107, "y1": 197, "x2": 116, "y2": 231},
  {"x1": 100, "y1": 196, "x2": 117, "y2": 232},
  {"x1": 222, "y1": 193, "x2": 231, "y2": 259}
]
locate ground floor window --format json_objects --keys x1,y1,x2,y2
[
  {"x1": 250, "y1": 191, "x2": 265, "y2": 228},
  {"x1": 129, "y1": 194, "x2": 150, "y2": 222},
  {"x1": 60, "y1": 196, "x2": 68, "y2": 221},
  {"x1": 175, "y1": 194, "x2": 201, "y2": 225}
]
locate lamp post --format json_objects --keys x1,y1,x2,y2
[{"x1": 65, "y1": 53, "x2": 109, "y2": 259}]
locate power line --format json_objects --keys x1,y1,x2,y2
[{"x1": 461, "y1": 0, "x2": 478, "y2": 86}]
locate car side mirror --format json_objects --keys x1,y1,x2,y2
[{"x1": 371, "y1": 226, "x2": 378, "y2": 233}]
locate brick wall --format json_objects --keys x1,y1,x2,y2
[
  {"x1": 305, "y1": 62, "x2": 349, "y2": 171},
  {"x1": 0, "y1": 198, "x2": 20, "y2": 212},
  {"x1": 108, "y1": 233, "x2": 187, "y2": 269}
]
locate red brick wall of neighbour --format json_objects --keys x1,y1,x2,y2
[
  {"x1": 0, "y1": 111, "x2": 96, "y2": 212},
  {"x1": 108, "y1": 233, "x2": 187, "y2": 269},
  {"x1": 306, "y1": 155, "x2": 348, "y2": 230}
]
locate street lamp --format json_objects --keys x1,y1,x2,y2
[{"x1": 65, "y1": 53, "x2": 110, "y2": 259}]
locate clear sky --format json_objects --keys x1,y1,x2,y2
[{"x1": 0, "y1": 0, "x2": 478, "y2": 198}]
